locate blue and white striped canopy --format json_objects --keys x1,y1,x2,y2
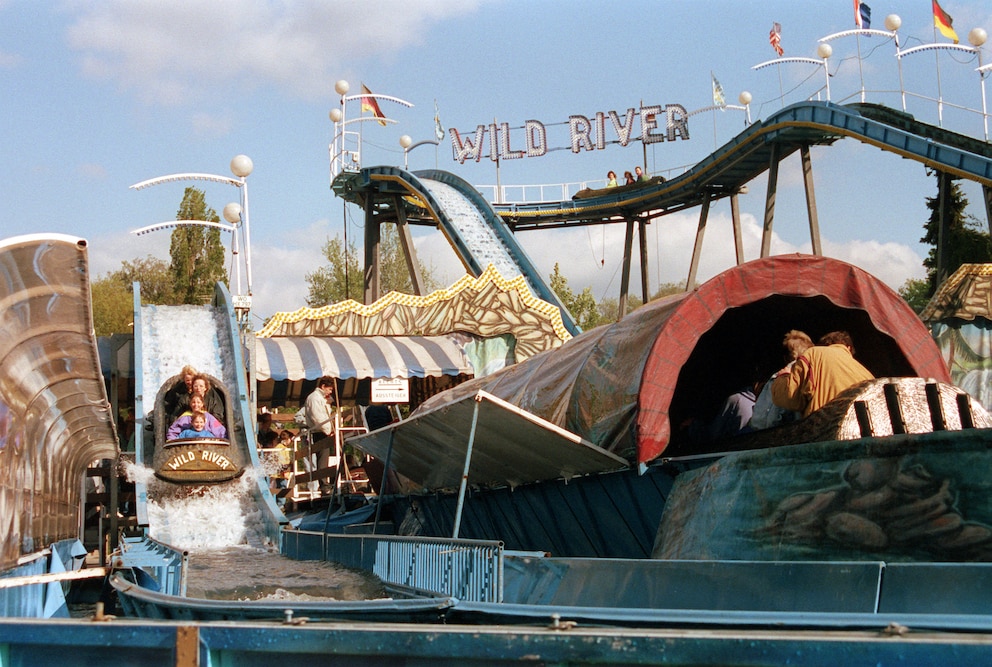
[{"x1": 254, "y1": 335, "x2": 474, "y2": 381}]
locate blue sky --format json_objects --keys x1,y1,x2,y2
[{"x1": 1, "y1": 1, "x2": 990, "y2": 323}]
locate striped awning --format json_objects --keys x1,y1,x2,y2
[{"x1": 254, "y1": 335, "x2": 474, "y2": 381}]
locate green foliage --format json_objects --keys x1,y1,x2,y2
[
  {"x1": 306, "y1": 236, "x2": 363, "y2": 306},
  {"x1": 116, "y1": 256, "x2": 176, "y2": 304},
  {"x1": 90, "y1": 255, "x2": 176, "y2": 335},
  {"x1": 305, "y1": 224, "x2": 440, "y2": 307},
  {"x1": 898, "y1": 277, "x2": 933, "y2": 315},
  {"x1": 549, "y1": 263, "x2": 606, "y2": 330},
  {"x1": 169, "y1": 187, "x2": 228, "y2": 304},
  {"x1": 653, "y1": 281, "x2": 688, "y2": 299},
  {"x1": 921, "y1": 180, "x2": 992, "y2": 292},
  {"x1": 90, "y1": 274, "x2": 134, "y2": 337}
]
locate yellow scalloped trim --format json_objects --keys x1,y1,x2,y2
[{"x1": 257, "y1": 264, "x2": 572, "y2": 342}]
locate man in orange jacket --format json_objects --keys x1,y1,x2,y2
[{"x1": 771, "y1": 331, "x2": 874, "y2": 417}]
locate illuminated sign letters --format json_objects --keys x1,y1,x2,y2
[{"x1": 450, "y1": 102, "x2": 688, "y2": 164}]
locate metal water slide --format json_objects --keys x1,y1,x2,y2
[
  {"x1": 340, "y1": 166, "x2": 581, "y2": 336},
  {"x1": 131, "y1": 282, "x2": 285, "y2": 545}
]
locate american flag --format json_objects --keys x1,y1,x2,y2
[
  {"x1": 854, "y1": 0, "x2": 871, "y2": 29},
  {"x1": 769, "y1": 22, "x2": 783, "y2": 56}
]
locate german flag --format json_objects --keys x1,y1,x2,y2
[
  {"x1": 361, "y1": 84, "x2": 388, "y2": 126},
  {"x1": 932, "y1": 0, "x2": 959, "y2": 44}
]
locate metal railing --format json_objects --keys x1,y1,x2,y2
[
  {"x1": 112, "y1": 535, "x2": 188, "y2": 597},
  {"x1": 284, "y1": 530, "x2": 504, "y2": 602}
]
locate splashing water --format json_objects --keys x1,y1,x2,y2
[{"x1": 123, "y1": 460, "x2": 273, "y2": 551}]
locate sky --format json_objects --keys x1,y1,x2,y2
[{"x1": 1, "y1": 1, "x2": 990, "y2": 325}]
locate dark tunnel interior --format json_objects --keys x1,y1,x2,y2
[{"x1": 665, "y1": 294, "x2": 916, "y2": 453}]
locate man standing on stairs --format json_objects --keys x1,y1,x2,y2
[{"x1": 304, "y1": 376, "x2": 338, "y2": 496}]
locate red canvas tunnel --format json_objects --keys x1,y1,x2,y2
[{"x1": 413, "y1": 254, "x2": 950, "y2": 468}]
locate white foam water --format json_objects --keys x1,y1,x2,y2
[{"x1": 123, "y1": 461, "x2": 270, "y2": 551}]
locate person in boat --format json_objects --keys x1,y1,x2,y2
[
  {"x1": 635, "y1": 166, "x2": 648, "y2": 182},
  {"x1": 177, "y1": 411, "x2": 214, "y2": 439},
  {"x1": 163, "y1": 364, "x2": 198, "y2": 423},
  {"x1": 771, "y1": 330, "x2": 874, "y2": 417},
  {"x1": 623, "y1": 170, "x2": 635, "y2": 185},
  {"x1": 304, "y1": 376, "x2": 338, "y2": 495},
  {"x1": 167, "y1": 394, "x2": 227, "y2": 440},
  {"x1": 749, "y1": 330, "x2": 813, "y2": 430},
  {"x1": 605, "y1": 170, "x2": 618, "y2": 188},
  {"x1": 174, "y1": 374, "x2": 225, "y2": 423}
]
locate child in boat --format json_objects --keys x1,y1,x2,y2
[
  {"x1": 177, "y1": 412, "x2": 214, "y2": 439},
  {"x1": 167, "y1": 394, "x2": 227, "y2": 440}
]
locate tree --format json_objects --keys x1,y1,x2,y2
[
  {"x1": 550, "y1": 263, "x2": 602, "y2": 330},
  {"x1": 117, "y1": 256, "x2": 176, "y2": 304},
  {"x1": 898, "y1": 277, "x2": 932, "y2": 314},
  {"x1": 305, "y1": 224, "x2": 440, "y2": 306},
  {"x1": 920, "y1": 179, "x2": 992, "y2": 296},
  {"x1": 306, "y1": 237, "x2": 362, "y2": 306},
  {"x1": 90, "y1": 256, "x2": 176, "y2": 335},
  {"x1": 90, "y1": 274, "x2": 134, "y2": 337},
  {"x1": 169, "y1": 187, "x2": 227, "y2": 304}
]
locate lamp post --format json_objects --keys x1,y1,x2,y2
[
  {"x1": 898, "y1": 23, "x2": 987, "y2": 129},
  {"x1": 969, "y1": 28, "x2": 989, "y2": 142},
  {"x1": 399, "y1": 135, "x2": 440, "y2": 170},
  {"x1": 130, "y1": 155, "x2": 254, "y2": 325},
  {"x1": 753, "y1": 46, "x2": 833, "y2": 104},
  {"x1": 328, "y1": 79, "x2": 413, "y2": 182},
  {"x1": 819, "y1": 14, "x2": 902, "y2": 105},
  {"x1": 739, "y1": 91, "x2": 753, "y2": 125}
]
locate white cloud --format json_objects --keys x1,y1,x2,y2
[
  {"x1": 0, "y1": 48, "x2": 21, "y2": 68},
  {"x1": 77, "y1": 162, "x2": 108, "y2": 180},
  {"x1": 63, "y1": 1, "x2": 482, "y2": 106},
  {"x1": 190, "y1": 112, "x2": 233, "y2": 139},
  {"x1": 411, "y1": 209, "x2": 925, "y2": 304}
]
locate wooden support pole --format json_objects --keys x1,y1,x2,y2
[
  {"x1": 393, "y1": 195, "x2": 424, "y2": 295},
  {"x1": 686, "y1": 192, "x2": 712, "y2": 290},
  {"x1": 761, "y1": 144, "x2": 781, "y2": 258},
  {"x1": 937, "y1": 171, "x2": 952, "y2": 287},
  {"x1": 638, "y1": 219, "x2": 650, "y2": 303},
  {"x1": 730, "y1": 193, "x2": 744, "y2": 265},
  {"x1": 363, "y1": 196, "x2": 380, "y2": 305},
  {"x1": 618, "y1": 216, "x2": 635, "y2": 320},
  {"x1": 983, "y1": 184, "x2": 992, "y2": 239},
  {"x1": 801, "y1": 145, "x2": 823, "y2": 256}
]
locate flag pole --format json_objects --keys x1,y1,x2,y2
[
  {"x1": 856, "y1": 32, "x2": 866, "y2": 103},
  {"x1": 933, "y1": 28, "x2": 945, "y2": 126}
]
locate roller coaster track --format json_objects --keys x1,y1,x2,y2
[
  {"x1": 491, "y1": 101, "x2": 992, "y2": 229},
  {"x1": 332, "y1": 100, "x2": 992, "y2": 330}
]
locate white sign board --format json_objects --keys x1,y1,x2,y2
[{"x1": 372, "y1": 378, "x2": 409, "y2": 403}]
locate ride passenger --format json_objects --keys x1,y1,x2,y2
[
  {"x1": 749, "y1": 330, "x2": 813, "y2": 430},
  {"x1": 635, "y1": 166, "x2": 648, "y2": 182},
  {"x1": 605, "y1": 170, "x2": 618, "y2": 187},
  {"x1": 623, "y1": 170, "x2": 635, "y2": 185},
  {"x1": 175, "y1": 374, "x2": 226, "y2": 422},
  {"x1": 163, "y1": 364, "x2": 198, "y2": 422},
  {"x1": 177, "y1": 412, "x2": 214, "y2": 439},
  {"x1": 771, "y1": 330, "x2": 874, "y2": 417},
  {"x1": 167, "y1": 394, "x2": 227, "y2": 440}
]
